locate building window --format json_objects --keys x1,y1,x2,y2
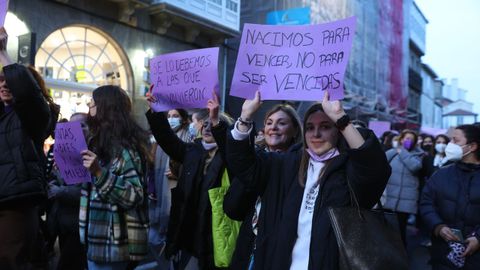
[
  {"x1": 35, "y1": 25, "x2": 132, "y2": 118},
  {"x1": 208, "y1": 0, "x2": 222, "y2": 5},
  {"x1": 226, "y1": 0, "x2": 238, "y2": 12}
]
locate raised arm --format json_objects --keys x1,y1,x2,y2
[
  {"x1": 145, "y1": 109, "x2": 187, "y2": 163},
  {"x1": 0, "y1": 28, "x2": 50, "y2": 140}
]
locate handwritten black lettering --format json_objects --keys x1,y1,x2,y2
[
  {"x1": 322, "y1": 27, "x2": 350, "y2": 45},
  {"x1": 183, "y1": 70, "x2": 201, "y2": 84},
  {"x1": 318, "y1": 52, "x2": 345, "y2": 66},
  {"x1": 240, "y1": 72, "x2": 268, "y2": 85},
  {"x1": 246, "y1": 53, "x2": 292, "y2": 68},
  {"x1": 245, "y1": 29, "x2": 314, "y2": 48},
  {"x1": 296, "y1": 52, "x2": 315, "y2": 68},
  {"x1": 274, "y1": 72, "x2": 341, "y2": 92}
]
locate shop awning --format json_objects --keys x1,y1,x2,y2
[{"x1": 44, "y1": 78, "x2": 98, "y2": 93}]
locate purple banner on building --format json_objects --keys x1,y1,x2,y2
[
  {"x1": 53, "y1": 121, "x2": 91, "y2": 185},
  {"x1": 230, "y1": 17, "x2": 356, "y2": 101},
  {"x1": 149, "y1": 47, "x2": 219, "y2": 112}
]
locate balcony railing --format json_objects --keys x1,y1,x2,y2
[{"x1": 151, "y1": 0, "x2": 240, "y2": 32}]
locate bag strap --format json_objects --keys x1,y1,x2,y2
[{"x1": 345, "y1": 178, "x2": 364, "y2": 219}]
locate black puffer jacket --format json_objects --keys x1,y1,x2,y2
[
  {"x1": 420, "y1": 162, "x2": 480, "y2": 269},
  {"x1": 0, "y1": 64, "x2": 50, "y2": 207},
  {"x1": 225, "y1": 128, "x2": 391, "y2": 270},
  {"x1": 146, "y1": 110, "x2": 229, "y2": 270}
]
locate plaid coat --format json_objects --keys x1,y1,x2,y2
[{"x1": 79, "y1": 148, "x2": 149, "y2": 262}]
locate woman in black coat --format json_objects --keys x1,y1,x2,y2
[
  {"x1": 225, "y1": 91, "x2": 391, "y2": 270},
  {"x1": 420, "y1": 124, "x2": 480, "y2": 270},
  {"x1": 146, "y1": 93, "x2": 233, "y2": 270},
  {"x1": 223, "y1": 104, "x2": 302, "y2": 270}
]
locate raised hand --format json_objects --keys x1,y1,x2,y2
[
  {"x1": 146, "y1": 84, "x2": 157, "y2": 109},
  {"x1": 241, "y1": 90, "x2": 262, "y2": 120},
  {"x1": 81, "y1": 150, "x2": 102, "y2": 178},
  {"x1": 207, "y1": 91, "x2": 220, "y2": 126},
  {"x1": 321, "y1": 90, "x2": 346, "y2": 122}
]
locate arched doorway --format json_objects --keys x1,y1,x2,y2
[{"x1": 35, "y1": 25, "x2": 133, "y2": 119}]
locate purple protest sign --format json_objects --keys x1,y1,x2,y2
[
  {"x1": 368, "y1": 121, "x2": 392, "y2": 138},
  {"x1": 0, "y1": 0, "x2": 9, "y2": 26},
  {"x1": 230, "y1": 17, "x2": 356, "y2": 101},
  {"x1": 149, "y1": 47, "x2": 219, "y2": 112},
  {"x1": 53, "y1": 121, "x2": 91, "y2": 185}
]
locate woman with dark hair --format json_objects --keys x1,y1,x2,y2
[
  {"x1": 80, "y1": 85, "x2": 151, "y2": 270},
  {"x1": 383, "y1": 129, "x2": 424, "y2": 244},
  {"x1": 225, "y1": 91, "x2": 390, "y2": 270},
  {"x1": 0, "y1": 27, "x2": 51, "y2": 270},
  {"x1": 421, "y1": 134, "x2": 451, "y2": 181},
  {"x1": 146, "y1": 92, "x2": 234, "y2": 269},
  {"x1": 420, "y1": 124, "x2": 480, "y2": 269},
  {"x1": 224, "y1": 103, "x2": 303, "y2": 269}
]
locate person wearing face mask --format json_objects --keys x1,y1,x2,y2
[
  {"x1": 146, "y1": 92, "x2": 234, "y2": 270},
  {"x1": 383, "y1": 129, "x2": 424, "y2": 245},
  {"x1": 420, "y1": 124, "x2": 480, "y2": 269},
  {"x1": 224, "y1": 91, "x2": 390, "y2": 270},
  {"x1": 433, "y1": 135, "x2": 450, "y2": 168},
  {"x1": 147, "y1": 108, "x2": 193, "y2": 270}
]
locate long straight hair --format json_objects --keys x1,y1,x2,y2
[
  {"x1": 87, "y1": 85, "x2": 152, "y2": 165},
  {"x1": 297, "y1": 103, "x2": 344, "y2": 187}
]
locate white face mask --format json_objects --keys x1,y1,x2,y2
[
  {"x1": 168, "y1": 117, "x2": 181, "y2": 129},
  {"x1": 435, "y1": 143, "x2": 447, "y2": 154},
  {"x1": 445, "y1": 142, "x2": 469, "y2": 161},
  {"x1": 392, "y1": 141, "x2": 399, "y2": 148},
  {"x1": 189, "y1": 122, "x2": 198, "y2": 138}
]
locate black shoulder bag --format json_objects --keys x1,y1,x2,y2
[{"x1": 327, "y1": 179, "x2": 409, "y2": 270}]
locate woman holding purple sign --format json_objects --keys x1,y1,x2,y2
[
  {"x1": 146, "y1": 92, "x2": 234, "y2": 270},
  {"x1": 225, "y1": 91, "x2": 390, "y2": 270},
  {"x1": 80, "y1": 85, "x2": 151, "y2": 270}
]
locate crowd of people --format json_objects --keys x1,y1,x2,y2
[{"x1": 0, "y1": 25, "x2": 479, "y2": 270}]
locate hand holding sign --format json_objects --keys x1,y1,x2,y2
[
  {"x1": 53, "y1": 121, "x2": 91, "y2": 185},
  {"x1": 81, "y1": 150, "x2": 102, "y2": 178},
  {"x1": 240, "y1": 90, "x2": 262, "y2": 120},
  {"x1": 321, "y1": 90, "x2": 346, "y2": 122},
  {"x1": 207, "y1": 91, "x2": 220, "y2": 126}
]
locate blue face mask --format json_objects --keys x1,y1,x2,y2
[
  {"x1": 168, "y1": 117, "x2": 181, "y2": 129},
  {"x1": 189, "y1": 122, "x2": 198, "y2": 138}
]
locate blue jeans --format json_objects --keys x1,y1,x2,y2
[{"x1": 87, "y1": 260, "x2": 129, "y2": 270}]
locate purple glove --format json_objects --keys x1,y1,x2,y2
[{"x1": 403, "y1": 139, "x2": 413, "y2": 150}]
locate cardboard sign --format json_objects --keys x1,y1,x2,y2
[
  {"x1": 230, "y1": 17, "x2": 356, "y2": 101},
  {"x1": 53, "y1": 121, "x2": 91, "y2": 185},
  {"x1": 149, "y1": 47, "x2": 219, "y2": 111},
  {"x1": 0, "y1": 0, "x2": 8, "y2": 26},
  {"x1": 368, "y1": 121, "x2": 392, "y2": 138}
]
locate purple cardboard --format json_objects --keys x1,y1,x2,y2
[
  {"x1": 230, "y1": 17, "x2": 356, "y2": 101},
  {"x1": 53, "y1": 121, "x2": 91, "y2": 185},
  {"x1": 0, "y1": 0, "x2": 8, "y2": 26},
  {"x1": 149, "y1": 47, "x2": 219, "y2": 111},
  {"x1": 368, "y1": 121, "x2": 392, "y2": 138}
]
